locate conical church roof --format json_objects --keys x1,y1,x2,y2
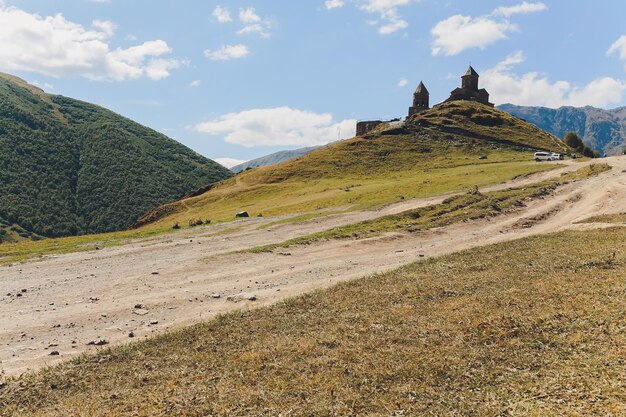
[
  {"x1": 415, "y1": 81, "x2": 429, "y2": 94},
  {"x1": 464, "y1": 65, "x2": 479, "y2": 77}
]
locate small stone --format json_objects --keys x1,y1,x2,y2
[
  {"x1": 227, "y1": 292, "x2": 257, "y2": 302},
  {"x1": 134, "y1": 303, "x2": 143, "y2": 309},
  {"x1": 211, "y1": 293, "x2": 221, "y2": 299},
  {"x1": 149, "y1": 320, "x2": 159, "y2": 325},
  {"x1": 133, "y1": 309, "x2": 149, "y2": 316},
  {"x1": 49, "y1": 351, "x2": 60, "y2": 356},
  {"x1": 128, "y1": 332, "x2": 135, "y2": 338},
  {"x1": 87, "y1": 339, "x2": 109, "y2": 346}
]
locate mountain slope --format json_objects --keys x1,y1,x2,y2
[
  {"x1": 0, "y1": 73, "x2": 232, "y2": 240},
  {"x1": 498, "y1": 103, "x2": 626, "y2": 156},
  {"x1": 231, "y1": 145, "x2": 324, "y2": 173},
  {"x1": 136, "y1": 101, "x2": 573, "y2": 229}
]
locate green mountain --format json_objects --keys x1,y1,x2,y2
[
  {"x1": 0, "y1": 73, "x2": 232, "y2": 242},
  {"x1": 498, "y1": 103, "x2": 626, "y2": 156}
]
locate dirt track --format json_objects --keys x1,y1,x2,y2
[{"x1": 1, "y1": 157, "x2": 625, "y2": 376}]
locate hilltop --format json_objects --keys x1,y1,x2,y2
[
  {"x1": 0, "y1": 73, "x2": 232, "y2": 241},
  {"x1": 136, "y1": 100, "x2": 573, "y2": 229},
  {"x1": 499, "y1": 103, "x2": 626, "y2": 156}
]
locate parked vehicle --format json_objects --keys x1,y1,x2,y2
[
  {"x1": 551, "y1": 153, "x2": 564, "y2": 160},
  {"x1": 534, "y1": 152, "x2": 554, "y2": 161}
]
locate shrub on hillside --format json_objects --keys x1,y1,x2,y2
[{"x1": 564, "y1": 132, "x2": 599, "y2": 158}]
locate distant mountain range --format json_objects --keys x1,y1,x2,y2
[
  {"x1": 0, "y1": 73, "x2": 232, "y2": 242},
  {"x1": 498, "y1": 104, "x2": 626, "y2": 156},
  {"x1": 231, "y1": 145, "x2": 325, "y2": 173}
]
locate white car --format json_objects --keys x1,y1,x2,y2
[
  {"x1": 534, "y1": 152, "x2": 554, "y2": 161},
  {"x1": 551, "y1": 153, "x2": 564, "y2": 160}
]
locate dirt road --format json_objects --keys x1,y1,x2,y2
[{"x1": 1, "y1": 157, "x2": 625, "y2": 376}]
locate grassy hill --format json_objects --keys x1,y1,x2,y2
[
  {"x1": 0, "y1": 73, "x2": 232, "y2": 240},
  {"x1": 3, "y1": 227, "x2": 623, "y2": 416},
  {"x1": 136, "y1": 101, "x2": 573, "y2": 229}
]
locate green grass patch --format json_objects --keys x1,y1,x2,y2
[
  {"x1": 2, "y1": 228, "x2": 624, "y2": 416},
  {"x1": 250, "y1": 164, "x2": 611, "y2": 252},
  {"x1": 0, "y1": 227, "x2": 171, "y2": 266}
]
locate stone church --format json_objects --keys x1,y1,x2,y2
[
  {"x1": 407, "y1": 65, "x2": 493, "y2": 118},
  {"x1": 357, "y1": 65, "x2": 494, "y2": 136},
  {"x1": 444, "y1": 65, "x2": 493, "y2": 107}
]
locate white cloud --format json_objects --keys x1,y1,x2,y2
[
  {"x1": 493, "y1": 2, "x2": 547, "y2": 17},
  {"x1": 92, "y1": 19, "x2": 116, "y2": 37},
  {"x1": 325, "y1": 0, "x2": 344, "y2": 10},
  {"x1": 237, "y1": 7, "x2": 271, "y2": 38},
  {"x1": 608, "y1": 35, "x2": 626, "y2": 70},
  {"x1": 188, "y1": 79, "x2": 201, "y2": 87},
  {"x1": 481, "y1": 51, "x2": 626, "y2": 108},
  {"x1": 0, "y1": 5, "x2": 183, "y2": 81},
  {"x1": 204, "y1": 44, "x2": 249, "y2": 61},
  {"x1": 89, "y1": 0, "x2": 111, "y2": 3},
  {"x1": 214, "y1": 157, "x2": 248, "y2": 169},
  {"x1": 212, "y1": 5, "x2": 232, "y2": 23},
  {"x1": 195, "y1": 107, "x2": 357, "y2": 147},
  {"x1": 239, "y1": 7, "x2": 261, "y2": 24},
  {"x1": 359, "y1": 0, "x2": 411, "y2": 35},
  {"x1": 431, "y1": 15, "x2": 515, "y2": 56},
  {"x1": 431, "y1": 3, "x2": 546, "y2": 56},
  {"x1": 397, "y1": 77, "x2": 408, "y2": 87},
  {"x1": 379, "y1": 17, "x2": 408, "y2": 35}
]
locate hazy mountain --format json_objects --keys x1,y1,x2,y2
[
  {"x1": 231, "y1": 145, "x2": 325, "y2": 173},
  {"x1": 0, "y1": 73, "x2": 232, "y2": 241},
  {"x1": 498, "y1": 104, "x2": 626, "y2": 156}
]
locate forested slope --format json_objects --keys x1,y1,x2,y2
[{"x1": 0, "y1": 73, "x2": 232, "y2": 241}]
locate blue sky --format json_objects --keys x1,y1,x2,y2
[{"x1": 1, "y1": 0, "x2": 626, "y2": 166}]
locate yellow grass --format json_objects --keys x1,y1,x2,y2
[{"x1": 2, "y1": 227, "x2": 624, "y2": 416}]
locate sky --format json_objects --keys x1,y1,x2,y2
[{"x1": 1, "y1": 0, "x2": 626, "y2": 167}]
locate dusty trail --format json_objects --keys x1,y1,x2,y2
[{"x1": 1, "y1": 157, "x2": 625, "y2": 376}]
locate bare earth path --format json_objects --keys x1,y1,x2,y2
[{"x1": 1, "y1": 157, "x2": 625, "y2": 376}]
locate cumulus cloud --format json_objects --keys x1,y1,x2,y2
[
  {"x1": 92, "y1": 19, "x2": 116, "y2": 37},
  {"x1": 237, "y1": 7, "x2": 271, "y2": 38},
  {"x1": 397, "y1": 77, "x2": 408, "y2": 87},
  {"x1": 0, "y1": 4, "x2": 183, "y2": 81},
  {"x1": 195, "y1": 107, "x2": 357, "y2": 147},
  {"x1": 359, "y1": 0, "x2": 411, "y2": 35},
  {"x1": 324, "y1": 0, "x2": 344, "y2": 10},
  {"x1": 203, "y1": 44, "x2": 249, "y2": 61},
  {"x1": 214, "y1": 157, "x2": 248, "y2": 169},
  {"x1": 212, "y1": 5, "x2": 232, "y2": 23},
  {"x1": 432, "y1": 15, "x2": 515, "y2": 56},
  {"x1": 608, "y1": 35, "x2": 626, "y2": 70},
  {"x1": 493, "y1": 2, "x2": 547, "y2": 17},
  {"x1": 431, "y1": 2, "x2": 547, "y2": 56},
  {"x1": 188, "y1": 79, "x2": 201, "y2": 87},
  {"x1": 481, "y1": 51, "x2": 626, "y2": 108}
]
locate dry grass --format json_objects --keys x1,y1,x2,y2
[
  {"x1": 249, "y1": 164, "x2": 611, "y2": 253},
  {"x1": 136, "y1": 104, "x2": 567, "y2": 230},
  {"x1": 577, "y1": 213, "x2": 626, "y2": 224},
  {"x1": 2, "y1": 227, "x2": 625, "y2": 416}
]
